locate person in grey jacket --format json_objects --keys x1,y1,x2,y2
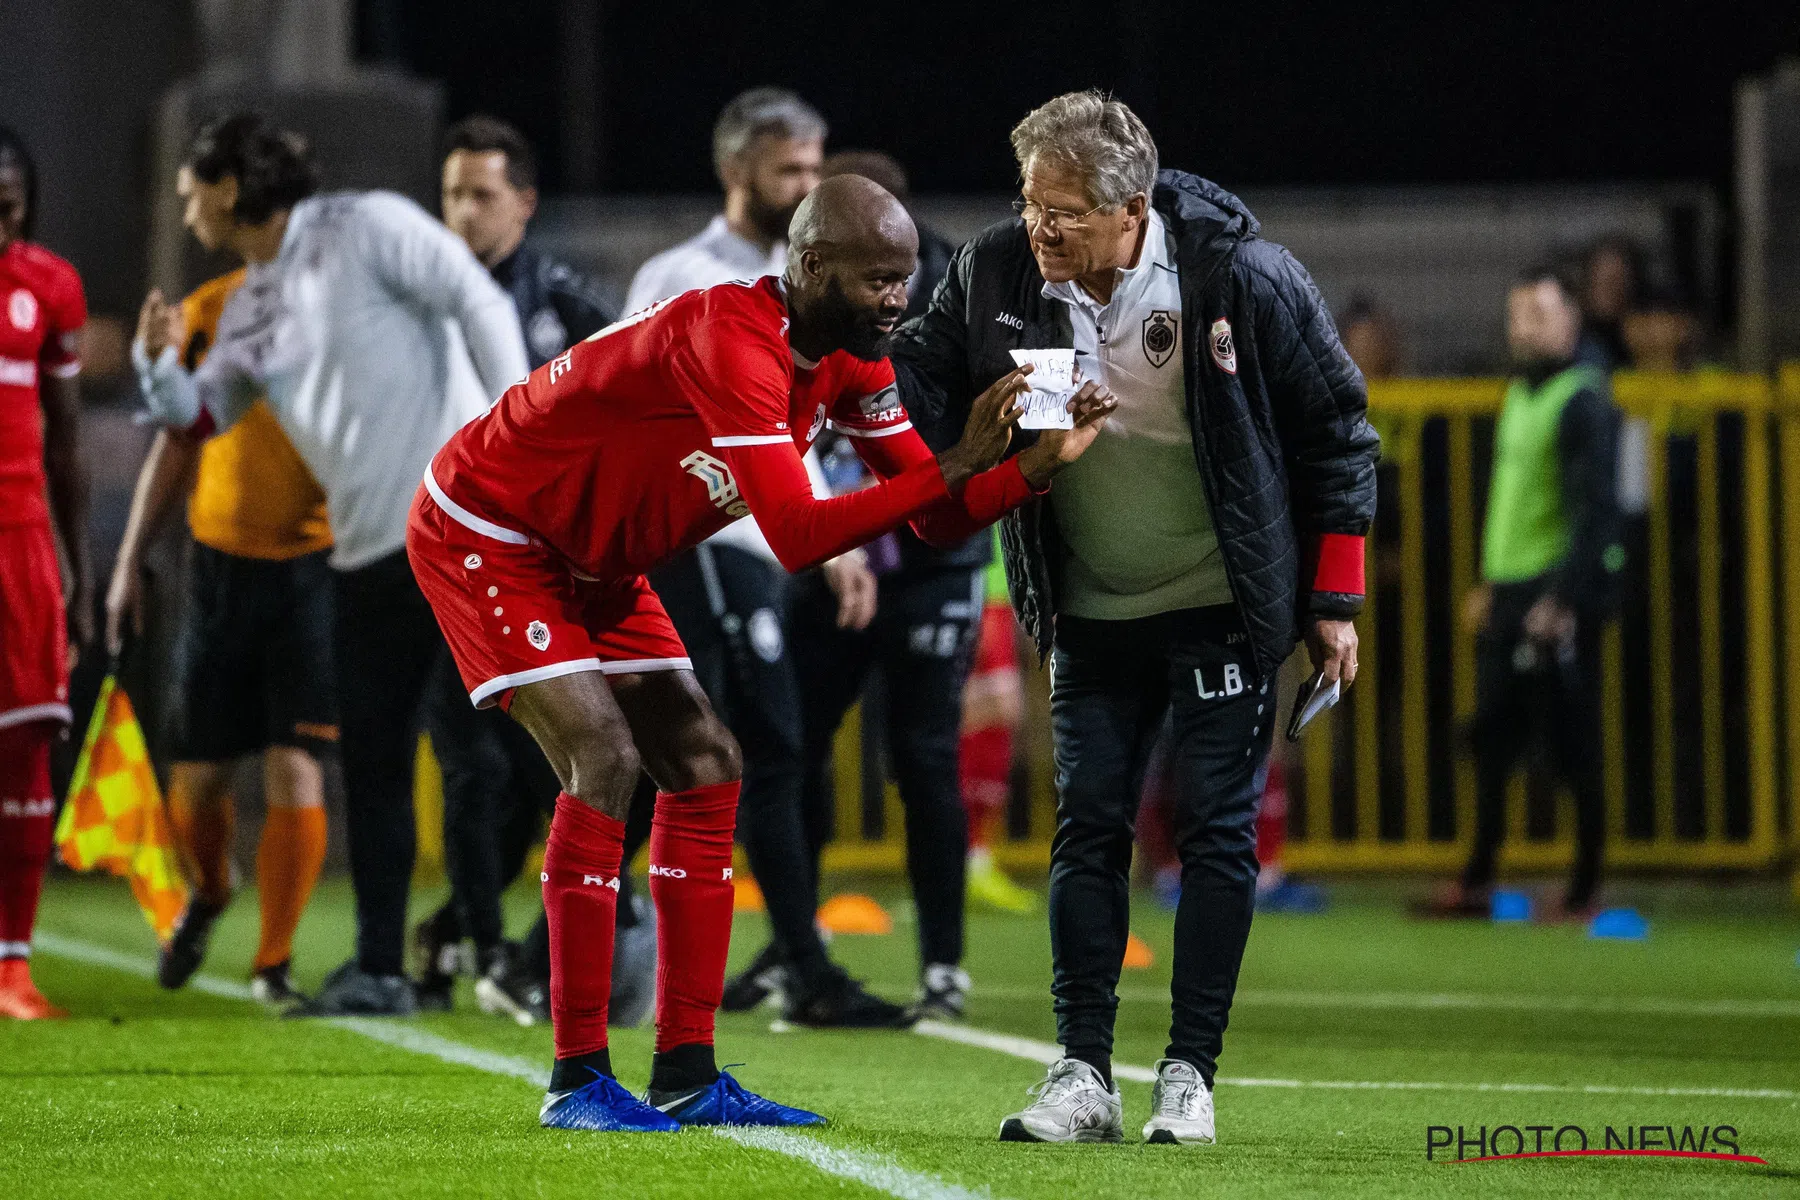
[{"x1": 890, "y1": 90, "x2": 1379, "y2": 1145}]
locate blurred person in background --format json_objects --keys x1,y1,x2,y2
[
  {"x1": 738, "y1": 149, "x2": 1024, "y2": 1026},
  {"x1": 412, "y1": 113, "x2": 655, "y2": 1031},
  {"x1": 1422, "y1": 264, "x2": 1624, "y2": 922},
  {"x1": 893, "y1": 90, "x2": 1378, "y2": 1146},
  {"x1": 628, "y1": 91, "x2": 907, "y2": 1028},
  {"x1": 824, "y1": 150, "x2": 1039, "y2": 915},
  {"x1": 107, "y1": 264, "x2": 333, "y2": 1013},
  {"x1": 0, "y1": 125, "x2": 90, "y2": 1020},
  {"x1": 132, "y1": 113, "x2": 530, "y2": 1016}
]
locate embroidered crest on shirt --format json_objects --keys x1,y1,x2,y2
[
  {"x1": 527, "y1": 620, "x2": 551, "y2": 651},
  {"x1": 8, "y1": 289, "x2": 37, "y2": 331},
  {"x1": 1209, "y1": 317, "x2": 1237, "y2": 375},
  {"x1": 1142, "y1": 310, "x2": 1177, "y2": 368}
]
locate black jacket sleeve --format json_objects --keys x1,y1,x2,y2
[
  {"x1": 890, "y1": 241, "x2": 976, "y2": 446},
  {"x1": 1241, "y1": 240, "x2": 1382, "y2": 617},
  {"x1": 547, "y1": 266, "x2": 616, "y2": 344},
  {"x1": 1551, "y1": 385, "x2": 1624, "y2": 614}
]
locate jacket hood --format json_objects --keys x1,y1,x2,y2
[{"x1": 1151, "y1": 169, "x2": 1259, "y2": 250}]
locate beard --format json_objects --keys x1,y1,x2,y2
[
  {"x1": 747, "y1": 186, "x2": 803, "y2": 245},
  {"x1": 815, "y1": 275, "x2": 898, "y2": 362}
]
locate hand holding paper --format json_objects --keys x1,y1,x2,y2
[{"x1": 1008, "y1": 348, "x2": 1077, "y2": 429}]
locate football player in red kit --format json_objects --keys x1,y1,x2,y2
[
  {"x1": 407, "y1": 176, "x2": 1114, "y2": 1130},
  {"x1": 0, "y1": 126, "x2": 91, "y2": 1020}
]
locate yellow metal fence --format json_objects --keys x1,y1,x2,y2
[{"x1": 824, "y1": 368, "x2": 1800, "y2": 881}]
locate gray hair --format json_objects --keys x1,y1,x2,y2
[
  {"x1": 1010, "y1": 90, "x2": 1158, "y2": 210},
  {"x1": 712, "y1": 87, "x2": 827, "y2": 176}
]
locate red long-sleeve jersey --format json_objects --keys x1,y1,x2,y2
[{"x1": 426, "y1": 276, "x2": 1039, "y2": 579}]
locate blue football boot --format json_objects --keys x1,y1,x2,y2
[
  {"x1": 649, "y1": 1069, "x2": 827, "y2": 1127},
  {"x1": 540, "y1": 1071, "x2": 682, "y2": 1132}
]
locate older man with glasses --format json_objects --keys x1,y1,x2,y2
[{"x1": 891, "y1": 90, "x2": 1379, "y2": 1145}]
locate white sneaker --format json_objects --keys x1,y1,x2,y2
[
  {"x1": 998, "y1": 1058, "x2": 1124, "y2": 1143},
  {"x1": 1142, "y1": 1058, "x2": 1215, "y2": 1145}
]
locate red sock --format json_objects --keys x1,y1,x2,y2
[
  {"x1": 958, "y1": 725, "x2": 1012, "y2": 850},
  {"x1": 542, "y1": 793, "x2": 625, "y2": 1059},
  {"x1": 0, "y1": 724, "x2": 56, "y2": 957},
  {"x1": 648, "y1": 781, "x2": 739, "y2": 1053},
  {"x1": 1256, "y1": 758, "x2": 1289, "y2": 869}
]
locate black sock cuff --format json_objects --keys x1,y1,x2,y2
[
  {"x1": 1065, "y1": 1047, "x2": 1114, "y2": 1090},
  {"x1": 549, "y1": 1049, "x2": 613, "y2": 1092},
  {"x1": 649, "y1": 1041, "x2": 719, "y2": 1093}
]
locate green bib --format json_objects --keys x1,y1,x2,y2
[{"x1": 1481, "y1": 365, "x2": 1604, "y2": 584}]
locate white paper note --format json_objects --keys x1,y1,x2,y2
[{"x1": 1008, "y1": 348, "x2": 1076, "y2": 429}]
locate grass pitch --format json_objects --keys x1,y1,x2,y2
[{"x1": 4, "y1": 873, "x2": 1797, "y2": 1198}]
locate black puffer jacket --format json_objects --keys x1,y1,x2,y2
[
  {"x1": 892, "y1": 170, "x2": 1380, "y2": 675},
  {"x1": 491, "y1": 242, "x2": 615, "y2": 369}
]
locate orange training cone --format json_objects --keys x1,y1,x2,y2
[
  {"x1": 54, "y1": 676, "x2": 188, "y2": 942},
  {"x1": 816, "y1": 893, "x2": 892, "y2": 935},
  {"x1": 1123, "y1": 932, "x2": 1156, "y2": 969},
  {"x1": 733, "y1": 875, "x2": 767, "y2": 913}
]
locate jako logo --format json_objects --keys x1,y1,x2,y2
[
  {"x1": 995, "y1": 312, "x2": 1024, "y2": 330},
  {"x1": 649, "y1": 864, "x2": 688, "y2": 879},
  {"x1": 680, "y1": 450, "x2": 751, "y2": 518}
]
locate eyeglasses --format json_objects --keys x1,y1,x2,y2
[{"x1": 1012, "y1": 197, "x2": 1106, "y2": 233}]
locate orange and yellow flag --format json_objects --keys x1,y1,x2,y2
[{"x1": 54, "y1": 676, "x2": 188, "y2": 942}]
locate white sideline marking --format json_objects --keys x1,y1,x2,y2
[
  {"x1": 911, "y1": 1020, "x2": 1800, "y2": 1101},
  {"x1": 883, "y1": 980, "x2": 1800, "y2": 1020},
  {"x1": 715, "y1": 1127, "x2": 991, "y2": 1200},
  {"x1": 35, "y1": 933, "x2": 999, "y2": 1200}
]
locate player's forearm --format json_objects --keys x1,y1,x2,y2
[
  {"x1": 115, "y1": 429, "x2": 200, "y2": 570},
  {"x1": 729, "y1": 442, "x2": 949, "y2": 572},
  {"x1": 906, "y1": 458, "x2": 1044, "y2": 547},
  {"x1": 848, "y1": 424, "x2": 1046, "y2": 546},
  {"x1": 42, "y1": 376, "x2": 91, "y2": 596}
]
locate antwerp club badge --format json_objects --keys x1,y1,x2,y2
[{"x1": 1209, "y1": 316, "x2": 1237, "y2": 374}]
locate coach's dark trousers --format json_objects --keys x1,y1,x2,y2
[
  {"x1": 1049, "y1": 605, "x2": 1271, "y2": 1085},
  {"x1": 332, "y1": 550, "x2": 443, "y2": 978}
]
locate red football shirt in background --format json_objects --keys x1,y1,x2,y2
[{"x1": 0, "y1": 240, "x2": 84, "y2": 529}]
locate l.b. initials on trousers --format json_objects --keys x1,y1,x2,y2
[{"x1": 1195, "y1": 663, "x2": 1244, "y2": 699}]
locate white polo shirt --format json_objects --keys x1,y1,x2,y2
[
  {"x1": 134, "y1": 191, "x2": 529, "y2": 570},
  {"x1": 1042, "y1": 209, "x2": 1232, "y2": 619},
  {"x1": 625, "y1": 214, "x2": 824, "y2": 563}
]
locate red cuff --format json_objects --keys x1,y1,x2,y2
[{"x1": 1307, "y1": 532, "x2": 1365, "y2": 596}]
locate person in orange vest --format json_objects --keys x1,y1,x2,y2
[{"x1": 107, "y1": 266, "x2": 333, "y2": 1010}]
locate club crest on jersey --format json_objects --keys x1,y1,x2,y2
[
  {"x1": 680, "y1": 450, "x2": 751, "y2": 518},
  {"x1": 8, "y1": 289, "x2": 36, "y2": 331},
  {"x1": 1142, "y1": 310, "x2": 1177, "y2": 368},
  {"x1": 527, "y1": 620, "x2": 551, "y2": 651},
  {"x1": 1209, "y1": 317, "x2": 1237, "y2": 375}
]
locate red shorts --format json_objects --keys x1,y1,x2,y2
[
  {"x1": 407, "y1": 483, "x2": 690, "y2": 709},
  {"x1": 970, "y1": 600, "x2": 1020, "y2": 679},
  {"x1": 0, "y1": 522, "x2": 70, "y2": 730}
]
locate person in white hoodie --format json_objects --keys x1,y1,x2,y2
[{"x1": 132, "y1": 113, "x2": 529, "y2": 1016}]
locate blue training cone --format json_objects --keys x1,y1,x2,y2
[
  {"x1": 1489, "y1": 890, "x2": 1532, "y2": 923},
  {"x1": 1588, "y1": 908, "x2": 1649, "y2": 941}
]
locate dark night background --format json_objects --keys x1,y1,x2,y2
[{"x1": 366, "y1": 0, "x2": 1800, "y2": 194}]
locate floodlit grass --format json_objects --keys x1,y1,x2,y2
[{"x1": 4, "y1": 874, "x2": 1797, "y2": 1198}]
